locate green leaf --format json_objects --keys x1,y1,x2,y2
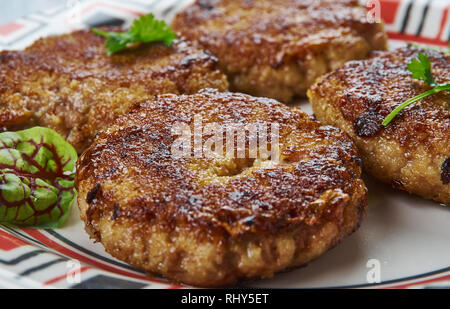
[
  {"x1": 382, "y1": 51, "x2": 450, "y2": 126},
  {"x1": 381, "y1": 87, "x2": 444, "y2": 126},
  {"x1": 0, "y1": 127, "x2": 78, "y2": 228},
  {"x1": 130, "y1": 13, "x2": 177, "y2": 46},
  {"x1": 407, "y1": 52, "x2": 436, "y2": 86},
  {"x1": 92, "y1": 13, "x2": 177, "y2": 55}
]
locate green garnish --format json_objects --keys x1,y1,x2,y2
[
  {"x1": 382, "y1": 52, "x2": 450, "y2": 126},
  {"x1": 0, "y1": 127, "x2": 78, "y2": 228},
  {"x1": 92, "y1": 13, "x2": 177, "y2": 55}
]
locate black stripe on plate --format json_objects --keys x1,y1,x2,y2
[
  {"x1": 45, "y1": 229, "x2": 146, "y2": 274},
  {"x1": 400, "y1": 0, "x2": 414, "y2": 34},
  {"x1": 0, "y1": 225, "x2": 47, "y2": 248},
  {"x1": 448, "y1": 25, "x2": 450, "y2": 43},
  {"x1": 243, "y1": 266, "x2": 450, "y2": 289},
  {"x1": 416, "y1": 0, "x2": 433, "y2": 36},
  {"x1": 71, "y1": 274, "x2": 148, "y2": 289},
  {"x1": 19, "y1": 258, "x2": 66, "y2": 277},
  {"x1": 47, "y1": 229, "x2": 450, "y2": 288},
  {"x1": 0, "y1": 250, "x2": 46, "y2": 265}
]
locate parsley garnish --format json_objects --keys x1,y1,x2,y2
[
  {"x1": 92, "y1": 13, "x2": 177, "y2": 55},
  {"x1": 382, "y1": 52, "x2": 450, "y2": 126}
]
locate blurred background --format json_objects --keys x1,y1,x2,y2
[{"x1": 0, "y1": 0, "x2": 65, "y2": 25}]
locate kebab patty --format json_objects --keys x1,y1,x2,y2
[
  {"x1": 0, "y1": 28, "x2": 228, "y2": 153},
  {"x1": 76, "y1": 89, "x2": 368, "y2": 287},
  {"x1": 308, "y1": 46, "x2": 450, "y2": 203},
  {"x1": 172, "y1": 0, "x2": 388, "y2": 103}
]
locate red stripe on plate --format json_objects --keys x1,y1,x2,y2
[
  {"x1": 0, "y1": 22, "x2": 24, "y2": 37},
  {"x1": 380, "y1": 0, "x2": 401, "y2": 25},
  {"x1": 389, "y1": 273, "x2": 450, "y2": 289},
  {"x1": 43, "y1": 265, "x2": 90, "y2": 286},
  {"x1": 22, "y1": 229, "x2": 181, "y2": 287},
  {"x1": 0, "y1": 229, "x2": 27, "y2": 251},
  {"x1": 436, "y1": 5, "x2": 449, "y2": 41}
]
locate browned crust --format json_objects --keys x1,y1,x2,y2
[
  {"x1": 308, "y1": 46, "x2": 450, "y2": 203},
  {"x1": 172, "y1": 0, "x2": 388, "y2": 102},
  {"x1": 0, "y1": 28, "x2": 228, "y2": 152},
  {"x1": 76, "y1": 90, "x2": 368, "y2": 286}
]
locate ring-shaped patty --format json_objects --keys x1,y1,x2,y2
[{"x1": 76, "y1": 89, "x2": 367, "y2": 286}]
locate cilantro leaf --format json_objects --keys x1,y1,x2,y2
[
  {"x1": 382, "y1": 51, "x2": 450, "y2": 126},
  {"x1": 130, "y1": 13, "x2": 177, "y2": 46},
  {"x1": 407, "y1": 52, "x2": 436, "y2": 86},
  {"x1": 92, "y1": 13, "x2": 177, "y2": 55}
]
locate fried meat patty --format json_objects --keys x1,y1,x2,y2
[
  {"x1": 172, "y1": 0, "x2": 388, "y2": 103},
  {"x1": 76, "y1": 89, "x2": 368, "y2": 286},
  {"x1": 308, "y1": 46, "x2": 450, "y2": 203},
  {"x1": 0, "y1": 28, "x2": 228, "y2": 152}
]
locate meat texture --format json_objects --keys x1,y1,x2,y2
[
  {"x1": 0, "y1": 28, "x2": 228, "y2": 152},
  {"x1": 308, "y1": 46, "x2": 449, "y2": 203},
  {"x1": 172, "y1": 0, "x2": 388, "y2": 103},
  {"x1": 76, "y1": 89, "x2": 368, "y2": 286}
]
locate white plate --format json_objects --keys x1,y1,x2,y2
[{"x1": 0, "y1": 0, "x2": 449, "y2": 289}]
